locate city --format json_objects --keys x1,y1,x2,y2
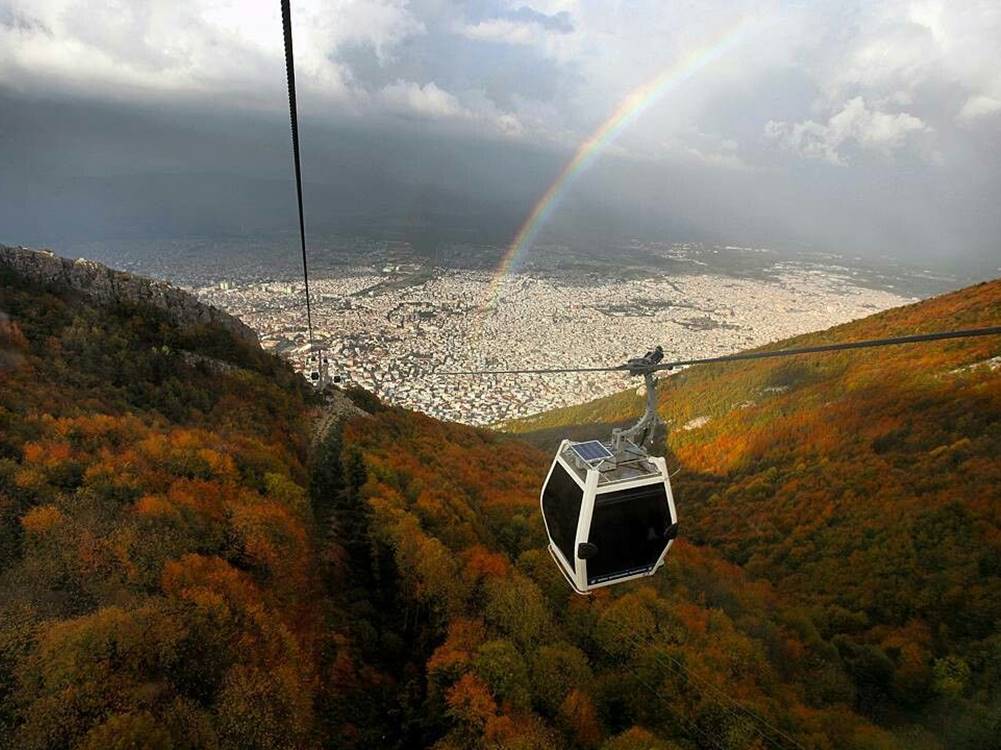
[{"x1": 193, "y1": 245, "x2": 913, "y2": 425}]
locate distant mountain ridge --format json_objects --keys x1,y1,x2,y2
[{"x1": 0, "y1": 244, "x2": 257, "y2": 344}]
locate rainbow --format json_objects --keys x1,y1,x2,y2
[{"x1": 477, "y1": 19, "x2": 758, "y2": 316}]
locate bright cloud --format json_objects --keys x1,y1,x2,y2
[
  {"x1": 378, "y1": 80, "x2": 468, "y2": 119},
  {"x1": 457, "y1": 4, "x2": 574, "y2": 47},
  {"x1": 2, "y1": 0, "x2": 998, "y2": 162},
  {"x1": 459, "y1": 18, "x2": 547, "y2": 46},
  {"x1": 957, "y1": 94, "x2": 1001, "y2": 123},
  {"x1": 0, "y1": 0, "x2": 423, "y2": 107},
  {"x1": 766, "y1": 97, "x2": 930, "y2": 165}
]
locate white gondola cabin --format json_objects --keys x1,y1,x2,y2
[{"x1": 541, "y1": 438, "x2": 677, "y2": 594}]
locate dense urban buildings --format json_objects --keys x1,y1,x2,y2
[{"x1": 194, "y1": 243, "x2": 911, "y2": 425}]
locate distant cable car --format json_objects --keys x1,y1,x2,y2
[
  {"x1": 540, "y1": 349, "x2": 677, "y2": 593},
  {"x1": 305, "y1": 348, "x2": 329, "y2": 388},
  {"x1": 304, "y1": 347, "x2": 349, "y2": 388}
]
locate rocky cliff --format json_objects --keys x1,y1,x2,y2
[{"x1": 0, "y1": 244, "x2": 258, "y2": 345}]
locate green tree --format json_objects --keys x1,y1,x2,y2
[{"x1": 474, "y1": 640, "x2": 531, "y2": 711}]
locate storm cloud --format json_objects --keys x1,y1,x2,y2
[{"x1": 1, "y1": 0, "x2": 999, "y2": 274}]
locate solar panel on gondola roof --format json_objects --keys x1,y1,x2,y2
[{"x1": 571, "y1": 440, "x2": 614, "y2": 463}]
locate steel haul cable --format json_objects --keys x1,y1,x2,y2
[
  {"x1": 593, "y1": 637, "x2": 727, "y2": 750},
  {"x1": 281, "y1": 0, "x2": 315, "y2": 348},
  {"x1": 622, "y1": 637, "x2": 777, "y2": 750},
  {"x1": 622, "y1": 632, "x2": 807, "y2": 750},
  {"x1": 440, "y1": 325, "x2": 1001, "y2": 375},
  {"x1": 607, "y1": 628, "x2": 808, "y2": 750}
]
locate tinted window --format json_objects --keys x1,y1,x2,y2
[
  {"x1": 586, "y1": 483, "x2": 672, "y2": 584},
  {"x1": 541, "y1": 462, "x2": 583, "y2": 565}
]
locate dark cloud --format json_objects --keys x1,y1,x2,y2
[
  {"x1": 3, "y1": 87, "x2": 997, "y2": 282},
  {"x1": 338, "y1": 24, "x2": 575, "y2": 112}
]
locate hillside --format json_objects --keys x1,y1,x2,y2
[
  {"x1": 504, "y1": 279, "x2": 1001, "y2": 744},
  {"x1": 2, "y1": 250, "x2": 999, "y2": 749},
  {"x1": 316, "y1": 410, "x2": 907, "y2": 749},
  {"x1": 0, "y1": 256, "x2": 327, "y2": 748},
  {"x1": 0, "y1": 245, "x2": 257, "y2": 344}
]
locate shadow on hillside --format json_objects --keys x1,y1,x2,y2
[{"x1": 510, "y1": 418, "x2": 635, "y2": 455}]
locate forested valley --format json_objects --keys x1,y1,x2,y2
[{"x1": 2, "y1": 263, "x2": 999, "y2": 749}]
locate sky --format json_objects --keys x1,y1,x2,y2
[{"x1": 0, "y1": 0, "x2": 999, "y2": 273}]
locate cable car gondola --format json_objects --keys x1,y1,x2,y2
[
  {"x1": 540, "y1": 350, "x2": 677, "y2": 593},
  {"x1": 541, "y1": 438, "x2": 677, "y2": 593},
  {"x1": 305, "y1": 347, "x2": 340, "y2": 388}
]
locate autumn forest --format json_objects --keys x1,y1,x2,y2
[{"x1": 1, "y1": 263, "x2": 1000, "y2": 749}]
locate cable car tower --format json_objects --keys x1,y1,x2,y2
[
  {"x1": 446, "y1": 326, "x2": 1001, "y2": 594},
  {"x1": 304, "y1": 347, "x2": 329, "y2": 388}
]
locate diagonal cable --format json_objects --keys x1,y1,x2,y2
[{"x1": 439, "y1": 325, "x2": 1001, "y2": 376}]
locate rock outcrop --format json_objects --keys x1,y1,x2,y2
[
  {"x1": 311, "y1": 390, "x2": 369, "y2": 447},
  {"x1": 0, "y1": 245, "x2": 258, "y2": 345}
]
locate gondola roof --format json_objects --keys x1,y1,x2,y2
[{"x1": 560, "y1": 440, "x2": 662, "y2": 487}]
